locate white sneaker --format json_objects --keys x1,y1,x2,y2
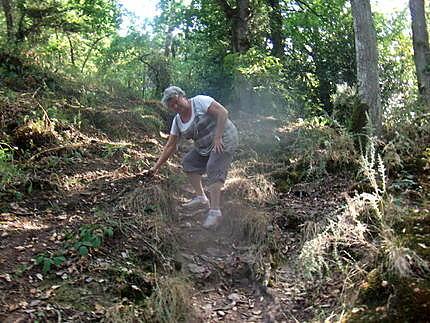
[
  {"x1": 182, "y1": 195, "x2": 209, "y2": 209},
  {"x1": 203, "y1": 209, "x2": 222, "y2": 229}
]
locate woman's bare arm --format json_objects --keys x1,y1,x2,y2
[
  {"x1": 151, "y1": 134, "x2": 179, "y2": 173},
  {"x1": 207, "y1": 100, "x2": 228, "y2": 153}
]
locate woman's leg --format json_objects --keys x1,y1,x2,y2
[
  {"x1": 206, "y1": 151, "x2": 233, "y2": 209},
  {"x1": 188, "y1": 172, "x2": 205, "y2": 196},
  {"x1": 208, "y1": 181, "x2": 223, "y2": 209},
  {"x1": 182, "y1": 149, "x2": 209, "y2": 198}
]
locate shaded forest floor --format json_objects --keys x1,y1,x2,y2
[{"x1": 1, "y1": 78, "x2": 429, "y2": 322}]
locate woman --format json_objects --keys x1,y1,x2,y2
[{"x1": 150, "y1": 86, "x2": 238, "y2": 228}]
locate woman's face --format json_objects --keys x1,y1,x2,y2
[{"x1": 166, "y1": 95, "x2": 187, "y2": 113}]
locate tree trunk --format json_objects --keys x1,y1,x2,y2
[
  {"x1": 1, "y1": 0, "x2": 14, "y2": 43},
  {"x1": 217, "y1": 0, "x2": 250, "y2": 53},
  {"x1": 164, "y1": 25, "x2": 174, "y2": 57},
  {"x1": 350, "y1": 0, "x2": 382, "y2": 137},
  {"x1": 409, "y1": 0, "x2": 430, "y2": 105},
  {"x1": 268, "y1": 0, "x2": 284, "y2": 58},
  {"x1": 66, "y1": 34, "x2": 76, "y2": 67},
  {"x1": 81, "y1": 36, "x2": 105, "y2": 73},
  {"x1": 217, "y1": 0, "x2": 252, "y2": 110}
]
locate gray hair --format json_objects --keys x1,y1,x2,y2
[{"x1": 161, "y1": 86, "x2": 186, "y2": 105}]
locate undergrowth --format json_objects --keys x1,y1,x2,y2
[{"x1": 298, "y1": 138, "x2": 429, "y2": 321}]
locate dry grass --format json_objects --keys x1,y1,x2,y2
[
  {"x1": 239, "y1": 209, "x2": 271, "y2": 245},
  {"x1": 299, "y1": 140, "x2": 428, "y2": 281},
  {"x1": 382, "y1": 231, "x2": 429, "y2": 278},
  {"x1": 110, "y1": 183, "x2": 178, "y2": 266},
  {"x1": 145, "y1": 276, "x2": 194, "y2": 323},
  {"x1": 224, "y1": 166, "x2": 275, "y2": 205},
  {"x1": 103, "y1": 303, "x2": 145, "y2": 323},
  {"x1": 120, "y1": 184, "x2": 173, "y2": 218}
]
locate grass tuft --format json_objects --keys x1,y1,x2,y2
[{"x1": 145, "y1": 276, "x2": 194, "y2": 323}]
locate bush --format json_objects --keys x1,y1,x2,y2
[{"x1": 278, "y1": 116, "x2": 357, "y2": 180}]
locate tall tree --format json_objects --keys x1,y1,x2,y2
[
  {"x1": 409, "y1": 0, "x2": 430, "y2": 105},
  {"x1": 216, "y1": 0, "x2": 251, "y2": 53},
  {"x1": 350, "y1": 0, "x2": 382, "y2": 136}
]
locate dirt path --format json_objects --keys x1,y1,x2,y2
[
  {"x1": 163, "y1": 172, "x2": 351, "y2": 322},
  {"x1": 171, "y1": 193, "x2": 278, "y2": 322},
  {"x1": 0, "y1": 107, "x2": 354, "y2": 322}
]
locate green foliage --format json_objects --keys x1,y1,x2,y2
[
  {"x1": 34, "y1": 224, "x2": 114, "y2": 273},
  {"x1": 281, "y1": 0, "x2": 356, "y2": 115},
  {"x1": 1, "y1": 0, "x2": 120, "y2": 77},
  {"x1": 282, "y1": 117, "x2": 356, "y2": 179},
  {"x1": 96, "y1": 32, "x2": 171, "y2": 98},
  {"x1": 383, "y1": 100, "x2": 430, "y2": 173},
  {"x1": 332, "y1": 84, "x2": 360, "y2": 127},
  {"x1": 374, "y1": 11, "x2": 416, "y2": 109},
  {"x1": 73, "y1": 224, "x2": 114, "y2": 256},
  {"x1": 0, "y1": 145, "x2": 22, "y2": 191},
  {"x1": 224, "y1": 49, "x2": 298, "y2": 112},
  {"x1": 35, "y1": 253, "x2": 66, "y2": 274}
]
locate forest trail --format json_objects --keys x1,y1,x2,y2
[
  {"x1": 171, "y1": 185, "x2": 281, "y2": 322},
  {"x1": 169, "y1": 172, "x2": 352, "y2": 322},
  {"x1": 0, "y1": 104, "x2": 355, "y2": 322},
  {"x1": 1, "y1": 91, "x2": 428, "y2": 322}
]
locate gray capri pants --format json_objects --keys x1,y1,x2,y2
[{"x1": 182, "y1": 149, "x2": 234, "y2": 185}]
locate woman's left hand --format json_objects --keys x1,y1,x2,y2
[{"x1": 213, "y1": 136, "x2": 224, "y2": 153}]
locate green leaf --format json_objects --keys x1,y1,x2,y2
[
  {"x1": 53, "y1": 256, "x2": 66, "y2": 266},
  {"x1": 79, "y1": 246, "x2": 89, "y2": 256},
  {"x1": 104, "y1": 227, "x2": 113, "y2": 237},
  {"x1": 42, "y1": 259, "x2": 53, "y2": 273},
  {"x1": 81, "y1": 240, "x2": 95, "y2": 247},
  {"x1": 91, "y1": 236, "x2": 102, "y2": 248},
  {"x1": 35, "y1": 254, "x2": 45, "y2": 265}
]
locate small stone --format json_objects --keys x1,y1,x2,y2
[
  {"x1": 201, "y1": 304, "x2": 212, "y2": 311},
  {"x1": 228, "y1": 293, "x2": 241, "y2": 302},
  {"x1": 187, "y1": 263, "x2": 206, "y2": 274},
  {"x1": 29, "y1": 300, "x2": 41, "y2": 307},
  {"x1": 217, "y1": 310, "x2": 225, "y2": 316}
]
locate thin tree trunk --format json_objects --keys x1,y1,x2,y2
[
  {"x1": 409, "y1": 0, "x2": 430, "y2": 105},
  {"x1": 1, "y1": 0, "x2": 14, "y2": 43},
  {"x1": 350, "y1": 0, "x2": 382, "y2": 136},
  {"x1": 164, "y1": 25, "x2": 174, "y2": 57},
  {"x1": 268, "y1": 0, "x2": 284, "y2": 58},
  {"x1": 66, "y1": 34, "x2": 76, "y2": 67},
  {"x1": 81, "y1": 36, "x2": 105, "y2": 73}
]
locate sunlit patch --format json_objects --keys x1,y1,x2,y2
[
  {"x1": 59, "y1": 166, "x2": 135, "y2": 191},
  {"x1": 0, "y1": 218, "x2": 50, "y2": 231}
]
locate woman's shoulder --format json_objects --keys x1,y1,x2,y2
[
  {"x1": 192, "y1": 94, "x2": 214, "y2": 101},
  {"x1": 192, "y1": 95, "x2": 214, "y2": 112}
]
